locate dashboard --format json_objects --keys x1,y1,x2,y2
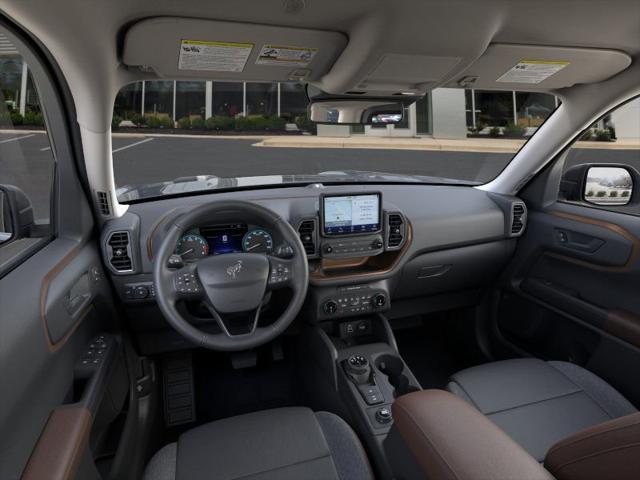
[{"x1": 100, "y1": 183, "x2": 527, "y2": 354}]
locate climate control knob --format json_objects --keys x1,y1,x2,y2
[
  {"x1": 323, "y1": 300, "x2": 338, "y2": 315},
  {"x1": 372, "y1": 293, "x2": 387, "y2": 308}
]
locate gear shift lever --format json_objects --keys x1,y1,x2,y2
[{"x1": 345, "y1": 354, "x2": 371, "y2": 385}]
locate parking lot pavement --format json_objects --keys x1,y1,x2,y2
[{"x1": 2, "y1": 132, "x2": 639, "y2": 219}]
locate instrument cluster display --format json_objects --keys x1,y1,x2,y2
[{"x1": 174, "y1": 223, "x2": 273, "y2": 260}]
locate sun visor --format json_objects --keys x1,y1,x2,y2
[
  {"x1": 122, "y1": 18, "x2": 347, "y2": 82},
  {"x1": 447, "y1": 44, "x2": 631, "y2": 91}
]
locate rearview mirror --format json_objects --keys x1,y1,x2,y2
[
  {"x1": 309, "y1": 99, "x2": 409, "y2": 125},
  {"x1": 584, "y1": 166, "x2": 633, "y2": 206}
]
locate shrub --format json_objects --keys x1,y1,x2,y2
[
  {"x1": 205, "y1": 116, "x2": 235, "y2": 131},
  {"x1": 595, "y1": 129, "x2": 611, "y2": 142},
  {"x1": 23, "y1": 110, "x2": 45, "y2": 126},
  {"x1": 159, "y1": 116, "x2": 174, "y2": 129},
  {"x1": 143, "y1": 115, "x2": 161, "y2": 128},
  {"x1": 488, "y1": 126, "x2": 501, "y2": 137},
  {"x1": 596, "y1": 191, "x2": 607, "y2": 197},
  {"x1": 190, "y1": 117, "x2": 205, "y2": 129},
  {"x1": 177, "y1": 116, "x2": 191, "y2": 129},
  {"x1": 609, "y1": 190, "x2": 618, "y2": 197},
  {"x1": 265, "y1": 115, "x2": 286, "y2": 131},
  {"x1": 586, "y1": 190, "x2": 594, "y2": 197},
  {"x1": 234, "y1": 116, "x2": 253, "y2": 131},
  {"x1": 580, "y1": 129, "x2": 593, "y2": 141},
  {"x1": 111, "y1": 115, "x2": 122, "y2": 130},
  {"x1": 621, "y1": 191, "x2": 630, "y2": 197},
  {"x1": 0, "y1": 111, "x2": 10, "y2": 126},
  {"x1": 503, "y1": 122, "x2": 526, "y2": 137},
  {"x1": 124, "y1": 112, "x2": 142, "y2": 126},
  {"x1": 294, "y1": 115, "x2": 317, "y2": 134},
  {"x1": 10, "y1": 111, "x2": 23, "y2": 125}
]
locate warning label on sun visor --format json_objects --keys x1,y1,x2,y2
[
  {"x1": 178, "y1": 40, "x2": 253, "y2": 72},
  {"x1": 256, "y1": 45, "x2": 318, "y2": 67},
  {"x1": 496, "y1": 60, "x2": 570, "y2": 84}
]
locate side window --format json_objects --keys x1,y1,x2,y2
[
  {"x1": 0, "y1": 31, "x2": 55, "y2": 254},
  {"x1": 560, "y1": 98, "x2": 640, "y2": 215}
]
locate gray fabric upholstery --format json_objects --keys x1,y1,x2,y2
[
  {"x1": 447, "y1": 358, "x2": 636, "y2": 462},
  {"x1": 316, "y1": 412, "x2": 373, "y2": 480},
  {"x1": 144, "y1": 443, "x2": 177, "y2": 480},
  {"x1": 143, "y1": 407, "x2": 373, "y2": 480}
]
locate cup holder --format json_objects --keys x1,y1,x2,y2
[{"x1": 375, "y1": 354, "x2": 420, "y2": 397}]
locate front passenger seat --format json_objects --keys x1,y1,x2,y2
[
  {"x1": 144, "y1": 407, "x2": 373, "y2": 480},
  {"x1": 447, "y1": 358, "x2": 637, "y2": 461}
]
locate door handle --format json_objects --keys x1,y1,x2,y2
[
  {"x1": 65, "y1": 272, "x2": 92, "y2": 318},
  {"x1": 554, "y1": 228, "x2": 605, "y2": 253}
]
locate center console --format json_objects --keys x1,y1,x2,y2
[{"x1": 299, "y1": 313, "x2": 421, "y2": 479}]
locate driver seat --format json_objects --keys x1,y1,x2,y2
[{"x1": 143, "y1": 407, "x2": 374, "y2": 480}]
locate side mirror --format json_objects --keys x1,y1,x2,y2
[
  {"x1": 560, "y1": 164, "x2": 635, "y2": 207},
  {"x1": 0, "y1": 185, "x2": 34, "y2": 245},
  {"x1": 584, "y1": 166, "x2": 633, "y2": 206}
]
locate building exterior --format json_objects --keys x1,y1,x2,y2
[{"x1": 1, "y1": 38, "x2": 638, "y2": 141}]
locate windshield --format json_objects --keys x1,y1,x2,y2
[{"x1": 112, "y1": 82, "x2": 559, "y2": 202}]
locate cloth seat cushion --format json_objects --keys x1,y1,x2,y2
[
  {"x1": 446, "y1": 358, "x2": 636, "y2": 461},
  {"x1": 143, "y1": 407, "x2": 373, "y2": 480}
]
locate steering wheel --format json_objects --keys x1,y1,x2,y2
[{"x1": 153, "y1": 201, "x2": 309, "y2": 351}]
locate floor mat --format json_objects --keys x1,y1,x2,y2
[
  {"x1": 394, "y1": 312, "x2": 486, "y2": 389},
  {"x1": 191, "y1": 340, "x2": 306, "y2": 425}
]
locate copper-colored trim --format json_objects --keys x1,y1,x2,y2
[
  {"x1": 22, "y1": 407, "x2": 93, "y2": 480},
  {"x1": 605, "y1": 310, "x2": 640, "y2": 348},
  {"x1": 321, "y1": 256, "x2": 369, "y2": 270},
  {"x1": 39, "y1": 245, "x2": 85, "y2": 353},
  {"x1": 146, "y1": 207, "x2": 178, "y2": 261},
  {"x1": 546, "y1": 210, "x2": 640, "y2": 272},
  {"x1": 310, "y1": 222, "x2": 413, "y2": 282}
]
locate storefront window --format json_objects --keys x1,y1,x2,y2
[
  {"x1": 176, "y1": 81, "x2": 206, "y2": 120},
  {"x1": 515, "y1": 92, "x2": 556, "y2": 128},
  {"x1": 144, "y1": 80, "x2": 173, "y2": 118},
  {"x1": 416, "y1": 96, "x2": 431, "y2": 135},
  {"x1": 212, "y1": 82, "x2": 243, "y2": 117},
  {"x1": 246, "y1": 82, "x2": 277, "y2": 117},
  {"x1": 474, "y1": 90, "x2": 513, "y2": 127},
  {"x1": 114, "y1": 82, "x2": 143, "y2": 119},
  {"x1": 279, "y1": 82, "x2": 307, "y2": 121},
  {"x1": 0, "y1": 57, "x2": 22, "y2": 110}
]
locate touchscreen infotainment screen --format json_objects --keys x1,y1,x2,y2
[{"x1": 323, "y1": 194, "x2": 381, "y2": 235}]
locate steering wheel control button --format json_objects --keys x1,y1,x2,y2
[
  {"x1": 269, "y1": 262, "x2": 290, "y2": 286},
  {"x1": 174, "y1": 272, "x2": 201, "y2": 295},
  {"x1": 375, "y1": 406, "x2": 393, "y2": 424}
]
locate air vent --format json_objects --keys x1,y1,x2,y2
[
  {"x1": 107, "y1": 231, "x2": 133, "y2": 272},
  {"x1": 298, "y1": 219, "x2": 317, "y2": 257},
  {"x1": 96, "y1": 191, "x2": 111, "y2": 216},
  {"x1": 386, "y1": 213, "x2": 406, "y2": 249},
  {"x1": 511, "y1": 203, "x2": 527, "y2": 236}
]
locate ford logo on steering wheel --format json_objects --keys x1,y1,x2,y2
[{"x1": 225, "y1": 260, "x2": 243, "y2": 279}]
